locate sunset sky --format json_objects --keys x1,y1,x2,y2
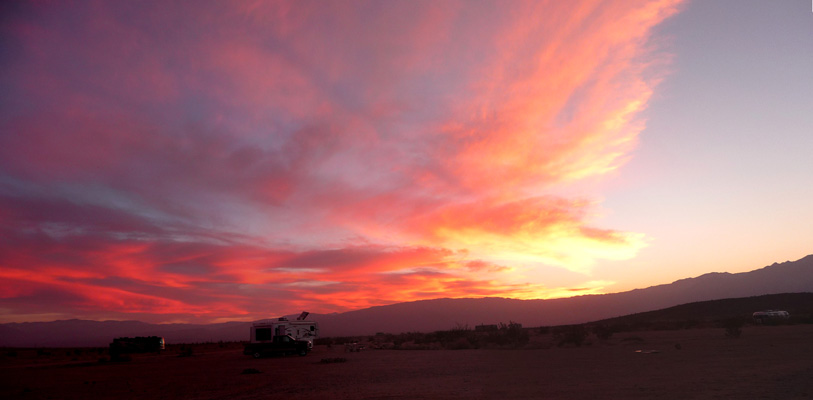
[{"x1": 1, "y1": 0, "x2": 811, "y2": 324}]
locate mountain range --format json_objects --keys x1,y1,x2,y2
[{"x1": 2, "y1": 255, "x2": 812, "y2": 347}]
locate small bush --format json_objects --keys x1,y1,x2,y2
[
  {"x1": 110, "y1": 354, "x2": 132, "y2": 362},
  {"x1": 178, "y1": 346, "x2": 194, "y2": 357},
  {"x1": 435, "y1": 325, "x2": 478, "y2": 349},
  {"x1": 483, "y1": 321, "x2": 529, "y2": 347},
  {"x1": 446, "y1": 337, "x2": 476, "y2": 350},
  {"x1": 593, "y1": 325, "x2": 614, "y2": 340},
  {"x1": 555, "y1": 325, "x2": 589, "y2": 347},
  {"x1": 320, "y1": 357, "x2": 347, "y2": 364},
  {"x1": 723, "y1": 318, "x2": 743, "y2": 338}
]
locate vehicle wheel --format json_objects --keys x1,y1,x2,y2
[
  {"x1": 253, "y1": 352, "x2": 262, "y2": 359},
  {"x1": 299, "y1": 349, "x2": 307, "y2": 356}
]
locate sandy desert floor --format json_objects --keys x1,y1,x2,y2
[{"x1": 2, "y1": 325, "x2": 813, "y2": 399}]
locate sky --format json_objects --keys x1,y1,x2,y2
[{"x1": 1, "y1": 0, "x2": 811, "y2": 324}]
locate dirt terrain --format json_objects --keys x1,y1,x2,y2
[{"x1": 2, "y1": 325, "x2": 812, "y2": 399}]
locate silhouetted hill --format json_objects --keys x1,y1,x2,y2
[
  {"x1": 2, "y1": 255, "x2": 812, "y2": 346},
  {"x1": 591, "y1": 292, "x2": 813, "y2": 329}
]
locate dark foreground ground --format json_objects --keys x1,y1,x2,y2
[{"x1": 2, "y1": 325, "x2": 812, "y2": 399}]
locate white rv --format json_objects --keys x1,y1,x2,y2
[
  {"x1": 250, "y1": 312, "x2": 319, "y2": 348},
  {"x1": 752, "y1": 310, "x2": 789, "y2": 324}
]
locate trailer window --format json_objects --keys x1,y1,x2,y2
[{"x1": 256, "y1": 328, "x2": 272, "y2": 341}]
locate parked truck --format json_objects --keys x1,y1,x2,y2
[
  {"x1": 243, "y1": 334, "x2": 310, "y2": 358},
  {"x1": 249, "y1": 311, "x2": 319, "y2": 349}
]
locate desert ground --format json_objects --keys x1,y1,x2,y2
[{"x1": 2, "y1": 324, "x2": 812, "y2": 399}]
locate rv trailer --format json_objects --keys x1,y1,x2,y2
[
  {"x1": 752, "y1": 310, "x2": 789, "y2": 324},
  {"x1": 249, "y1": 311, "x2": 319, "y2": 349}
]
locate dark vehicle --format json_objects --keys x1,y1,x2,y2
[
  {"x1": 243, "y1": 334, "x2": 310, "y2": 358},
  {"x1": 109, "y1": 336, "x2": 165, "y2": 358}
]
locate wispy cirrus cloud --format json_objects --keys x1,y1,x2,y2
[{"x1": 0, "y1": 0, "x2": 682, "y2": 322}]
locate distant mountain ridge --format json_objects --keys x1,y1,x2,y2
[
  {"x1": 2, "y1": 255, "x2": 812, "y2": 347},
  {"x1": 0, "y1": 319, "x2": 249, "y2": 348},
  {"x1": 302, "y1": 255, "x2": 813, "y2": 336}
]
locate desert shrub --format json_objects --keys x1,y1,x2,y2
[
  {"x1": 403, "y1": 332, "x2": 429, "y2": 344},
  {"x1": 390, "y1": 332, "x2": 429, "y2": 348},
  {"x1": 414, "y1": 332, "x2": 435, "y2": 345},
  {"x1": 111, "y1": 354, "x2": 132, "y2": 362},
  {"x1": 445, "y1": 337, "x2": 476, "y2": 350},
  {"x1": 178, "y1": 346, "x2": 194, "y2": 357},
  {"x1": 321, "y1": 337, "x2": 346, "y2": 345},
  {"x1": 398, "y1": 341, "x2": 437, "y2": 350},
  {"x1": 434, "y1": 325, "x2": 479, "y2": 349},
  {"x1": 373, "y1": 332, "x2": 395, "y2": 343},
  {"x1": 483, "y1": 321, "x2": 529, "y2": 347},
  {"x1": 370, "y1": 332, "x2": 397, "y2": 349},
  {"x1": 555, "y1": 325, "x2": 588, "y2": 347},
  {"x1": 320, "y1": 357, "x2": 347, "y2": 363},
  {"x1": 723, "y1": 318, "x2": 744, "y2": 338},
  {"x1": 592, "y1": 325, "x2": 613, "y2": 340},
  {"x1": 503, "y1": 321, "x2": 529, "y2": 346}
]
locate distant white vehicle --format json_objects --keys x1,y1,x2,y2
[
  {"x1": 752, "y1": 310, "x2": 789, "y2": 324},
  {"x1": 250, "y1": 311, "x2": 319, "y2": 349}
]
